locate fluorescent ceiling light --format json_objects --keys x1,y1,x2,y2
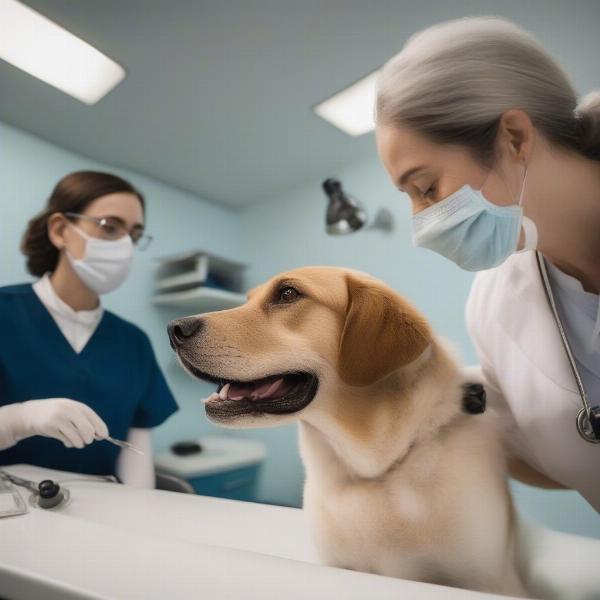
[
  {"x1": 313, "y1": 70, "x2": 379, "y2": 136},
  {"x1": 0, "y1": 0, "x2": 126, "y2": 105}
]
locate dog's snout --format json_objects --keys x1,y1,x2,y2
[{"x1": 167, "y1": 316, "x2": 203, "y2": 349}]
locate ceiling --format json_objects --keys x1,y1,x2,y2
[{"x1": 1, "y1": 0, "x2": 599, "y2": 208}]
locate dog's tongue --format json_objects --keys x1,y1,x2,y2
[{"x1": 227, "y1": 377, "x2": 293, "y2": 401}]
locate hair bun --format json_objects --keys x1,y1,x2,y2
[{"x1": 574, "y1": 90, "x2": 600, "y2": 160}]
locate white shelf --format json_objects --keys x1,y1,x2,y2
[
  {"x1": 152, "y1": 286, "x2": 246, "y2": 312},
  {"x1": 155, "y1": 271, "x2": 208, "y2": 291}
]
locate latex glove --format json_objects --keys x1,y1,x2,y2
[{"x1": 0, "y1": 399, "x2": 109, "y2": 450}]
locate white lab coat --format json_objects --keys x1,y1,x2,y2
[{"x1": 465, "y1": 250, "x2": 599, "y2": 512}]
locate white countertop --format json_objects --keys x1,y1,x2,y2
[
  {"x1": 154, "y1": 435, "x2": 267, "y2": 477},
  {"x1": 1, "y1": 464, "x2": 599, "y2": 600}
]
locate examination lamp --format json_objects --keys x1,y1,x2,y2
[
  {"x1": 322, "y1": 178, "x2": 394, "y2": 235},
  {"x1": 323, "y1": 178, "x2": 368, "y2": 235}
]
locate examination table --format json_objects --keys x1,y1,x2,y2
[{"x1": 0, "y1": 465, "x2": 599, "y2": 600}]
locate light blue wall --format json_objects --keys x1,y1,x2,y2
[
  {"x1": 239, "y1": 150, "x2": 600, "y2": 539},
  {"x1": 2, "y1": 120, "x2": 598, "y2": 539},
  {"x1": 0, "y1": 120, "x2": 244, "y2": 454}
]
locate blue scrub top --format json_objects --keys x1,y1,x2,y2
[{"x1": 0, "y1": 283, "x2": 178, "y2": 476}]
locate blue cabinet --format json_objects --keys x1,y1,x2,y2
[
  {"x1": 155, "y1": 435, "x2": 266, "y2": 503},
  {"x1": 188, "y1": 464, "x2": 261, "y2": 502}
]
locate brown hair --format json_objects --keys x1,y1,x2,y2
[{"x1": 21, "y1": 171, "x2": 145, "y2": 277}]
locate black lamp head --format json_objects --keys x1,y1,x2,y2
[{"x1": 322, "y1": 178, "x2": 367, "y2": 235}]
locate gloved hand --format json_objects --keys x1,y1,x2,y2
[{"x1": 0, "y1": 399, "x2": 109, "y2": 450}]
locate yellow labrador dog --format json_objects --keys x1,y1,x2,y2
[{"x1": 167, "y1": 267, "x2": 528, "y2": 597}]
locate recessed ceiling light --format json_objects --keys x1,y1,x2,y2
[
  {"x1": 313, "y1": 70, "x2": 379, "y2": 136},
  {"x1": 0, "y1": 0, "x2": 126, "y2": 105}
]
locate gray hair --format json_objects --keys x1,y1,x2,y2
[{"x1": 375, "y1": 16, "x2": 600, "y2": 164}]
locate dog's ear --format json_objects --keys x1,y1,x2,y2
[{"x1": 338, "y1": 275, "x2": 432, "y2": 387}]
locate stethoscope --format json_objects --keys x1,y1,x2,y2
[
  {"x1": 535, "y1": 250, "x2": 600, "y2": 443},
  {"x1": 0, "y1": 470, "x2": 118, "y2": 510}
]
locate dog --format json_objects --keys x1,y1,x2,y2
[{"x1": 167, "y1": 266, "x2": 529, "y2": 597}]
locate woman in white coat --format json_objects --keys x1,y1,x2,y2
[{"x1": 375, "y1": 16, "x2": 600, "y2": 512}]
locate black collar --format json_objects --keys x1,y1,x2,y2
[{"x1": 462, "y1": 382, "x2": 486, "y2": 414}]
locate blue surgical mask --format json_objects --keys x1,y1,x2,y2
[{"x1": 411, "y1": 166, "x2": 537, "y2": 271}]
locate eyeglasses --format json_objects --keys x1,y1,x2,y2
[{"x1": 64, "y1": 212, "x2": 153, "y2": 250}]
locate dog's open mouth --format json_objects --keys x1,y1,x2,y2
[{"x1": 179, "y1": 356, "x2": 318, "y2": 420}]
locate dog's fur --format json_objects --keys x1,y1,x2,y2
[{"x1": 168, "y1": 266, "x2": 529, "y2": 597}]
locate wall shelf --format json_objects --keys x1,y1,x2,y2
[
  {"x1": 152, "y1": 250, "x2": 248, "y2": 312},
  {"x1": 152, "y1": 286, "x2": 246, "y2": 312}
]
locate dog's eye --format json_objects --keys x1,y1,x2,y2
[{"x1": 278, "y1": 286, "x2": 300, "y2": 303}]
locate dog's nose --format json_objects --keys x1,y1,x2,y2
[{"x1": 167, "y1": 317, "x2": 203, "y2": 349}]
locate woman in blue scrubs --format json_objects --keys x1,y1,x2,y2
[{"x1": 0, "y1": 171, "x2": 178, "y2": 487}]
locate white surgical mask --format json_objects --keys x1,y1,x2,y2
[
  {"x1": 65, "y1": 223, "x2": 134, "y2": 294},
  {"x1": 411, "y1": 164, "x2": 537, "y2": 272}
]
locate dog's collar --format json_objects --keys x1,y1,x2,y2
[
  {"x1": 376, "y1": 382, "x2": 486, "y2": 479},
  {"x1": 462, "y1": 383, "x2": 486, "y2": 415}
]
